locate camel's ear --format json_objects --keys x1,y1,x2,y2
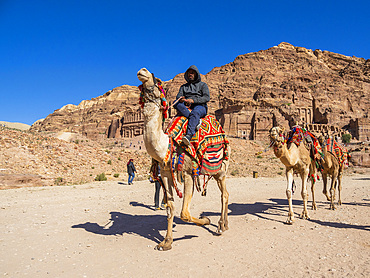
[
  {"x1": 277, "y1": 126, "x2": 285, "y2": 135},
  {"x1": 155, "y1": 77, "x2": 163, "y2": 86}
]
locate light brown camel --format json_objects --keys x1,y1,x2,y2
[
  {"x1": 318, "y1": 135, "x2": 342, "y2": 210},
  {"x1": 269, "y1": 126, "x2": 316, "y2": 224},
  {"x1": 137, "y1": 68, "x2": 230, "y2": 251}
]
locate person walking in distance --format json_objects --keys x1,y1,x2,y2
[
  {"x1": 153, "y1": 165, "x2": 165, "y2": 210},
  {"x1": 174, "y1": 65, "x2": 210, "y2": 146},
  {"x1": 127, "y1": 159, "x2": 136, "y2": 185}
]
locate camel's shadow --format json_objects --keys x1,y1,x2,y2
[
  {"x1": 200, "y1": 198, "x2": 370, "y2": 231},
  {"x1": 129, "y1": 201, "x2": 219, "y2": 235},
  {"x1": 72, "y1": 211, "x2": 197, "y2": 244},
  {"x1": 201, "y1": 198, "x2": 302, "y2": 224}
]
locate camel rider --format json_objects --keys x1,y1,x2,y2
[{"x1": 174, "y1": 65, "x2": 210, "y2": 146}]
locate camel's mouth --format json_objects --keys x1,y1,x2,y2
[
  {"x1": 137, "y1": 68, "x2": 151, "y2": 83},
  {"x1": 137, "y1": 72, "x2": 149, "y2": 83}
]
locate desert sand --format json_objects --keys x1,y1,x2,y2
[{"x1": 1, "y1": 174, "x2": 369, "y2": 277}]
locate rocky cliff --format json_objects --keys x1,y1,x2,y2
[
  {"x1": 30, "y1": 85, "x2": 141, "y2": 139},
  {"x1": 30, "y1": 42, "x2": 370, "y2": 141}
]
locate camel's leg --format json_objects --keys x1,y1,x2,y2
[
  {"x1": 215, "y1": 173, "x2": 229, "y2": 234},
  {"x1": 311, "y1": 179, "x2": 317, "y2": 210},
  {"x1": 329, "y1": 171, "x2": 338, "y2": 210},
  {"x1": 337, "y1": 171, "x2": 343, "y2": 206},
  {"x1": 322, "y1": 173, "x2": 331, "y2": 201},
  {"x1": 300, "y1": 170, "x2": 310, "y2": 220},
  {"x1": 285, "y1": 168, "x2": 294, "y2": 224},
  {"x1": 309, "y1": 163, "x2": 317, "y2": 210},
  {"x1": 180, "y1": 173, "x2": 210, "y2": 226},
  {"x1": 155, "y1": 170, "x2": 175, "y2": 251}
]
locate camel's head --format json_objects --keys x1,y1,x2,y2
[
  {"x1": 137, "y1": 68, "x2": 153, "y2": 84},
  {"x1": 269, "y1": 126, "x2": 285, "y2": 144},
  {"x1": 137, "y1": 68, "x2": 163, "y2": 99}
]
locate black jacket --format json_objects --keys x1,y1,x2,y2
[
  {"x1": 176, "y1": 65, "x2": 210, "y2": 106},
  {"x1": 127, "y1": 161, "x2": 136, "y2": 175}
]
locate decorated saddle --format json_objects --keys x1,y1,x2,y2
[
  {"x1": 323, "y1": 137, "x2": 350, "y2": 168},
  {"x1": 165, "y1": 115, "x2": 229, "y2": 174},
  {"x1": 286, "y1": 126, "x2": 324, "y2": 172}
]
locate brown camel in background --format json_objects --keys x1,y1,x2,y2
[
  {"x1": 269, "y1": 126, "x2": 316, "y2": 224},
  {"x1": 318, "y1": 135, "x2": 342, "y2": 210}
]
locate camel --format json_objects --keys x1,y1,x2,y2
[
  {"x1": 269, "y1": 126, "x2": 316, "y2": 224},
  {"x1": 137, "y1": 68, "x2": 230, "y2": 251},
  {"x1": 318, "y1": 135, "x2": 342, "y2": 210}
]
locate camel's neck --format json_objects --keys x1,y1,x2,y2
[
  {"x1": 274, "y1": 142, "x2": 299, "y2": 167},
  {"x1": 142, "y1": 103, "x2": 169, "y2": 162}
]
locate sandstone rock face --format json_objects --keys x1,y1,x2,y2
[
  {"x1": 31, "y1": 42, "x2": 369, "y2": 141},
  {"x1": 0, "y1": 126, "x2": 152, "y2": 188},
  {"x1": 164, "y1": 42, "x2": 369, "y2": 140},
  {"x1": 30, "y1": 85, "x2": 141, "y2": 139}
]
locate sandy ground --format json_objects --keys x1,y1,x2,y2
[{"x1": 1, "y1": 174, "x2": 369, "y2": 277}]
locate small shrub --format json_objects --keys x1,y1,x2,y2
[
  {"x1": 55, "y1": 177, "x2": 64, "y2": 185},
  {"x1": 107, "y1": 160, "x2": 112, "y2": 165},
  {"x1": 277, "y1": 171, "x2": 283, "y2": 175},
  {"x1": 230, "y1": 169, "x2": 239, "y2": 176},
  {"x1": 342, "y1": 133, "x2": 351, "y2": 143},
  {"x1": 257, "y1": 155, "x2": 263, "y2": 159},
  {"x1": 118, "y1": 157, "x2": 121, "y2": 161},
  {"x1": 75, "y1": 140, "x2": 79, "y2": 144},
  {"x1": 92, "y1": 166, "x2": 95, "y2": 169},
  {"x1": 113, "y1": 173, "x2": 119, "y2": 178},
  {"x1": 105, "y1": 150, "x2": 110, "y2": 154},
  {"x1": 95, "y1": 173, "x2": 107, "y2": 181}
]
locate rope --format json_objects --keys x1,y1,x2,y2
[{"x1": 255, "y1": 140, "x2": 275, "y2": 156}]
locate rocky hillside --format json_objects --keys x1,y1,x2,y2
[
  {"x1": 0, "y1": 126, "x2": 288, "y2": 189},
  {"x1": 30, "y1": 85, "x2": 140, "y2": 139},
  {"x1": 165, "y1": 42, "x2": 369, "y2": 138},
  {"x1": 0, "y1": 126, "x2": 152, "y2": 188},
  {"x1": 1, "y1": 125, "x2": 369, "y2": 189},
  {"x1": 0, "y1": 121, "x2": 30, "y2": 131},
  {"x1": 30, "y1": 42, "x2": 369, "y2": 140}
]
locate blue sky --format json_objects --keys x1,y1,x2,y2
[{"x1": 1, "y1": 0, "x2": 369, "y2": 125}]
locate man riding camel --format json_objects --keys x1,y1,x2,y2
[{"x1": 174, "y1": 65, "x2": 210, "y2": 146}]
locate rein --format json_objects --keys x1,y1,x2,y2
[
  {"x1": 255, "y1": 140, "x2": 275, "y2": 156},
  {"x1": 138, "y1": 76, "x2": 169, "y2": 122}
]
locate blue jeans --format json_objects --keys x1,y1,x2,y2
[
  {"x1": 128, "y1": 173, "x2": 135, "y2": 184},
  {"x1": 174, "y1": 102, "x2": 207, "y2": 138}
]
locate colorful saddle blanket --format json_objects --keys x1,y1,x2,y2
[
  {"x1": 324, "y1": 137, "x2": 350, "y2": 168},
  {"x1": 286, "y1": 126, "x2": 323, "y2": 168},
  {"x1": 165, "y1": 115, "x2": 229, "y2": 173}
]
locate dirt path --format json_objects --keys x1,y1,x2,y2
[{"x1": 1, "y1": 174, "x2": 369, "y2": 277}]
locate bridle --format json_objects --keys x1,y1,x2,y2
[
  {"x1": 138, "y1": 72, "x2": 169, "y2": 122},
  {"x1": 139, "y1": 73, "x2": 163, "y2": 109}
]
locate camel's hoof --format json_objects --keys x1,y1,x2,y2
[
  {"x1": 154, "y1": 245, "x2": 172, "y2": 251},
  {"x1": 215, "y1": 229, "x2": 223, "y2": 236},
  {"x1": 285, "y1": 219, "x2": 294, "y2": 225},
  {"x1": 201, "y1": 216, "x2": 211, "y2": 225},
  {"x1": 301, "y1": 214, "x2": 310, "y2": 220},
  {"x1": 312, "y1": 204, "x2": 317, "y2": 210},
  {"x1": 216, "y1": 225, "x2": 227, "y2": 235},
  {"x1": 338, "y1": 200, "x2": 342, "y2": 205}
]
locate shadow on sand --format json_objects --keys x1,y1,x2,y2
[
  {"x1": 72, "y1": 211, "x2": 198, "y2": 245},
  {"x1": 200, "y1": 198, "x2": 370, "y2": 231}
]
